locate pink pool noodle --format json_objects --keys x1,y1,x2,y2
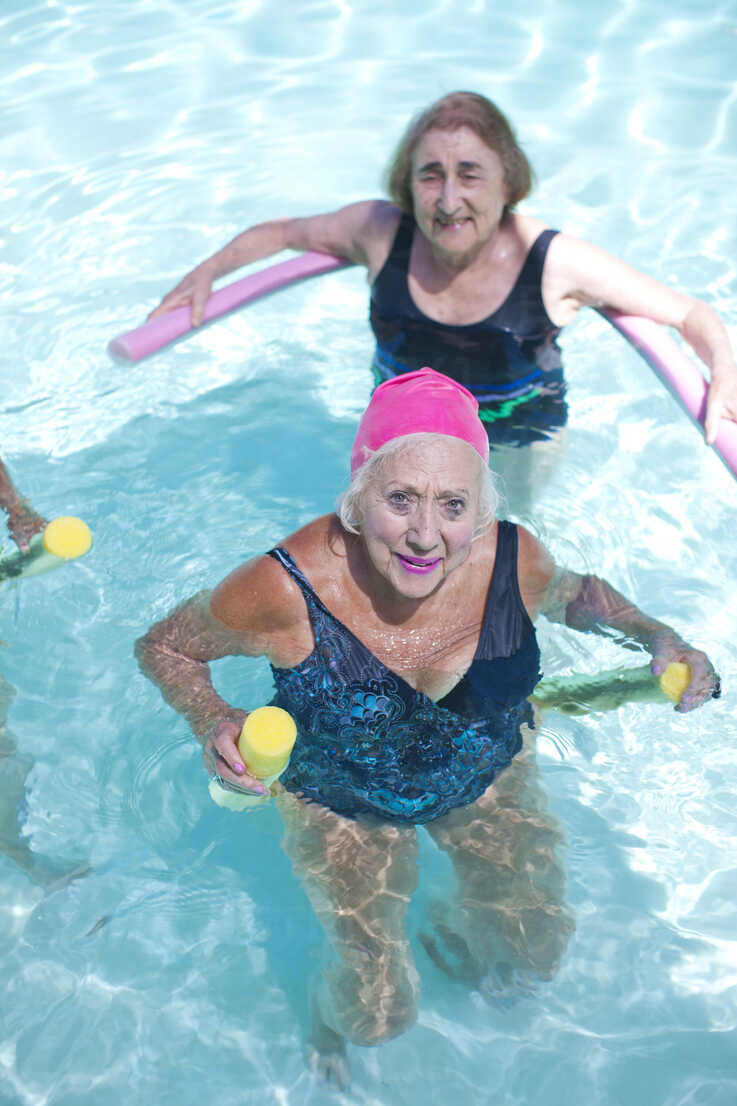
[
  {"x1": 601, "y1": 309, "x2": 737, "y2": 482},
  {"x1": 107, "y1": 251, "x2": 352, "y2": 362},
  {"x1": 107, "y1": 252, "x2": 737, "y2": 483}
]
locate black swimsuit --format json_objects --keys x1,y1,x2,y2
[{"x1": 369, "y1": 214, "x2": 568, "y2": 446}]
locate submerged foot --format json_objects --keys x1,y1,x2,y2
[
  {"x1": 419, "y1": 897, "x2": 539, "y2": 1003},
  {"x1": 0, "y1": 837, "x2": 91, "y2": 893},
  {"x1": 419, "y1": 912, "x2": 480, "y2": 987},
  {"x1": 306, "y1": 987, "x2": 351, "y2": 1092}
]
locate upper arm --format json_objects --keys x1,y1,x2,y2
[
  {"x1": 516, "y1": 526, "x2": 583, "y2": 623},
  {"x1": 543, "y1": 232, "x2": 696, "y2": 329},
  {"x1": 282, "y1": 200, "x2": 401, "y2": 273},
  {"x1": 139, "y1": 556, "x2": 306, "y2": 666},
  {"x1": 136, "y1": 589, "x2": 255, "y2": 668},
  {"x1": 210, "y1": 553, "x2": 309, "y2": 661}
]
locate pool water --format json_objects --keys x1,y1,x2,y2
[{"x1": 2, "y1": 1, "x2": 737, "y2": 1103}]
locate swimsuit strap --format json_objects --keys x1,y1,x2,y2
[
  {"x1": 476, "y1": 521, "x2": 535, "y2": 659},
  {"x1": 391, "y1": 212, "x2": 415, "y2": 264},
  {"x1": 267, "y1": 546, "x2": 331, "y2": 644},
  {"x1": 486, "y1": 228, "x2": 559, "y2": 333},
  {"x1": 514, "y1": 228, "x2": 559, "y2": 287}
]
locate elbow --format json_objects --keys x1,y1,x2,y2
[
  {"x1": 134, "y1": 628, "x2": 165, "y2": 680},
  {"x1": 134, "y1": 630, "x2": 153, "y2": 676},
  {"x1": 563, "y1": 574, "x2": 602, "y2": 632}
]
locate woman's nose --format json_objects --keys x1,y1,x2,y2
[
  {"x1": 407, "y1": 505, "x2": 440, "y2": 549},
  {"x1": 439, "y1": 175, "x2": 461, "y2": 213}
]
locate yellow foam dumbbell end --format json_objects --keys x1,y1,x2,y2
[
  {"x1": 658, "y1": 662, "x2": 691, "y2": 703},
  {"x1": 42, "y1": 516, "x2": 93, "y2": 560},
  {"x1": 238, "y1": 706, "x2": 297, "y2": 780}
]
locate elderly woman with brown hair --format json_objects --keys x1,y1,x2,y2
[
  {"x1": 148, "y1": 90, "x2": 737, "y2": 509},
  {"x1": 136, "y1": 368, "x2": 718, "y2": 1088}
]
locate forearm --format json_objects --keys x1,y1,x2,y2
[
  {"x1": 197, "y1": 219, "x2": 295, "y2": 281},
  {"x1": 0, "y1": 461, "x2": 22, "y2": 515},
  {"x1": 135, "y1": 636, "x2": 242, "y2": 744},
  {"x1": 563, "y1": 574, "x2": 683, "y2": 651},
  {"x1": 134, "y1": 592, "x2": 250, "y2": 743},
  {"x1": 0, "y1": 461, "x2": 46, "y2": 551}
]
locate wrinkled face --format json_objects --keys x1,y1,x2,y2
[
  {"x1": 410, "y1": 126, "x2": 508, "y2": 265},
  {"x1": 359, "y1": 437, "x2": 482, "y2": 601}
]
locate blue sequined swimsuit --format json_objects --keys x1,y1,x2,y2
[{"x1": 268, "y1": 521, "x2": 541, "y2": 824}]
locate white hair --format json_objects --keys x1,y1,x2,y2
[{"x1": 338, "y1": 433, "x2": 499, "y2": 537}]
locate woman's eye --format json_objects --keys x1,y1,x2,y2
[
  {"x1": 388, "y1": 491, "x2": 409, "y2": 506},
  {"x1": 446, "y1": 499, "x2": 466, "y2": 514}
]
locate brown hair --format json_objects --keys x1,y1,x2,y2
[{"x1": 384, "y1": 91, "x2": 534, "y2": 214}]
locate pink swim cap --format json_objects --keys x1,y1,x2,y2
[{"x1": 351, "y1": 367, "x2": 490, "y2": 475}]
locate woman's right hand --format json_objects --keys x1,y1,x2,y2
[
  {"x1": 203, "y1": 717, "x2": 270, "y2": 796},
  {"x1": 147, "y1": 262, "x2": 216, "y2": 327},
  {"x1": 7, "y1": 502, "x2": 47, "y2": 553}
]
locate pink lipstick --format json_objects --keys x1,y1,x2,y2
[{"x1": 396, "y1": 553, "x2": 442, "y2": 575}]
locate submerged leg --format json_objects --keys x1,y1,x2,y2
[
  {"x1": 0, "y1": 673, "x2": 87, "y2": 890},
  {"x1": 424, "y1": 729, "x2": 574, "y2": 993},
  {"x1": 490, "y1": 427, "x2": 569, "y2": 520},
  {"x1": 277, "y1": 790, "x2": 420, "y2": 1085}
]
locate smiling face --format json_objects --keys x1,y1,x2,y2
[
  {"x1": 358, "y1": 436, "x2": 483, "y2": 603},
  {"x1": 410, "y1": 126, "x2": 509, "y2": 267}
]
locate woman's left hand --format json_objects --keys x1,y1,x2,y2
[{"x1": 650, "y1": 630, "x2": 721, "y2": 713}]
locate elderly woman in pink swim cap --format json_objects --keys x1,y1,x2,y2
[{"x1": 137, "y1": 368, "x2": 718, "y2": 1089}]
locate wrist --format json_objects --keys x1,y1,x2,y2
[
  {"x1": 198, "y1": 707, "x2": 246, "y2": 745},
  {"x1": 196, "y1": 256, "x2": 220, "y2": 282},
  {"x1": 708, "y1": 360, "x2": 737, "y2": 384}
]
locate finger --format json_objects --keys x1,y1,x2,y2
[
  {"x1": 208, "y1": 746, "x2": 268, "y2": 796},
  {"x1": 146, "y1": 292, "x2": 187, "y2": 322},
  {"x1": 213, "y1": 740, "x2": 245, "y2": 776},
  {"x1": 704, "y1": 394, "x2": 722, "y2": 446},
  {"x1": 213, "y1": 769, "x2": 269, "y2": 797},
  {"x1": 146, "y1": 299, "x2": 175, "y2": 322},
  {"x1": 203, "y1": 744, "x2": 268, "y2": 795},
  {"x1": 191, "y1": 288, "x2": 210, "y2": 328},
  {"x1": 677, "y1": 669, "x2": 719, "y2": 712},
  {"x1": 212, "y1": 725, "x2": 247, "y2": 775}
]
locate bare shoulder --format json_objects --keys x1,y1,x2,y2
[
  {"x1": 210, "y1": 549, "x2": 305, "y2": 637},
  {"x1": 543, "y1": 231, "x2": 693, "y2": 325},
  {"x1": 510, "y1": 211, "x2": 554, "y2": 246},
  {"x1": 284, "y1": 200, "x2": 401, "y2": 272},
  {"x1": 281, "y1": 513, "x2": 350, "y2": 591},
  {"x1": 339, "y1": 199, "x2": 402, "y2": 277},
  {"x1": 515, "y1": 525, "x2": 556, "y2": 618},
  {"x1": 212, "y1": 514, "x2": 344, "y2": 633}
]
